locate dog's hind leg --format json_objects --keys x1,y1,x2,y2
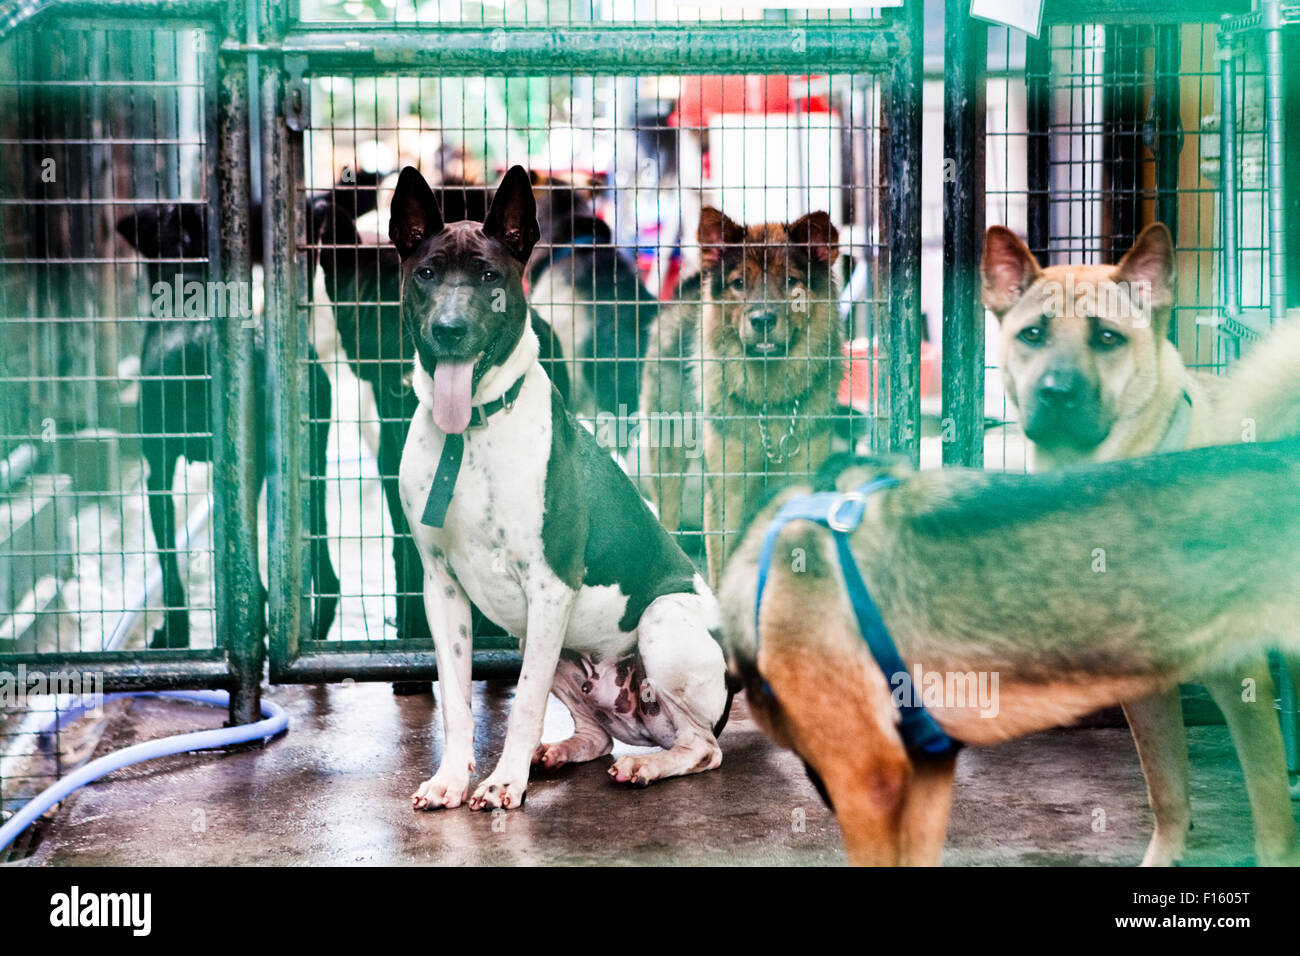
[
  {"x1": 380, "y1": 414, "x2": 432, "y2": 644},
  {"x1": 306, "y1": 359, "x2": 339, "y2": 641},
  {"x1": 898, "y1": 754, "x2": 958, "y2": 866},
  {"x1": 608, "y1": 592, "x2": 726, "y2": 786},
  {"x1": 145, "y1": 448, "x2": 189, "y2": 649},
  {"x1": 1204, "y1": 664, "x2": 1300, "y2": 865},
  {"x1": 1123, "y1": 690, "x2": 1191, "y2": 866},
  {"x1": 533, "y1": 665, "x2": 613, "y2": 771}
]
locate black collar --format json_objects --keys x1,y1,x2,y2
[{"x1": 420, "y1": 373, "x2": 526, "y2": 528}]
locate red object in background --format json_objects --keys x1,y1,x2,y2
[
  {"x1": 670, "y1": 75, "x2": 832, "y2": 128},
  {"x1": 839, "y1": 339, "x2": 937, "y2": 410}
]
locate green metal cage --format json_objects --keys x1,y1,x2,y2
[{"x1": 0, "y1": 0, "x2": 925, "y2": 817}]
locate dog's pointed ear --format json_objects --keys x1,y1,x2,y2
[
  {"x1": 1114, "y1": 222, "x2": 1175, "y2": 312},
  {"x1": 483, "y1": 165, "x2": 540, "y2": 263},
  {"x1": 389, "y1": 166, "x2": 444, "y2": 260},
  {"x1": 788, "y1": 211, "x2": 839, "y2": 266},
  {"x1": 981, "y1": 226, "x2": 1041, "y2": 318},
  {"x1": 698, "y1": 207, "x2": 745, "y2": 274}
]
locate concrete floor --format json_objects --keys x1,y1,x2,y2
[{"x1": 23, "y1": 681, "x2": 1298, "y2": 866}]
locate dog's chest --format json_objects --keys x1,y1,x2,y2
[
  {"x1": 399, "y1": 383, "x2": 549, "y2": 629},
  {"x1": 398, "y1": 370, "x2": 640, "y2": 651}
]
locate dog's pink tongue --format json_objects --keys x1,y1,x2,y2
[{"x1": 432, "y1": 361, "x2": 475, "y2": 434}]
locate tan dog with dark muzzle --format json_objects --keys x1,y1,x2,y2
[{"x1": 983, "y1": 223, "x2": 1300, "y2": 866}]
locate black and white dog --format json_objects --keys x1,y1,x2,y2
[
  {"x1": 528, "y1": 181, "x2": 657, "y2": 429},
  {"x1": 391, "y1": 165, "x2": 730, "y2": 811}
]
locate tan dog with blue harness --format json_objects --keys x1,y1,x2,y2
[{"x1": 718, "y1": 441, "x2": 1300, "y2": 866}]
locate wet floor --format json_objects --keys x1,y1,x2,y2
[{"x1": 24, "y1": 682, "x2": 1296, "y2": 866}]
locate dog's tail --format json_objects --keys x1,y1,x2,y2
[{"x1": 1217, "y1": 315, "x2": 1300, "y2": 443}]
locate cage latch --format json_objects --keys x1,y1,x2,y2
[{"x1": 284, "y1": 55, "x2": 310, "y2": 132}]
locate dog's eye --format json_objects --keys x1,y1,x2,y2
[
  {"x1": 728, "y1": 276, "x2": 744, "y2": 292},
  {"x1": 1017, "y1": 325, "x2": 1045, "y2": 346},
  {"x1": 416, "y1": 266, "x2": 436, "y2": 281},
  {"x1": 481, "y1": 269, "x2": 500, "y2": 283},
  {"x1": 786, "y1": 275, "x2": 801, "y2": 289},
  {"x1": 1094, "y1": 328, "x2": 1127, "y2": 350}
]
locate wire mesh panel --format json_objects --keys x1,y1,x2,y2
[
  {"x1": 0, "y1": 21, "x2": 226, "y2": 821},
  {"x1": 266, "y1": 4, "x2": 920, "y2": 679},
  {"x1": 979, "y1": 14, "x2": 1235, "y2": 471}
]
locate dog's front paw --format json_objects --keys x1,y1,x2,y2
[
  {"x1": 468, "y1": 774, "x2": 526, "y2": 811},
  {"x1": 608, "y1": 754, "x2": 660, "y2": 787},
  {"x1": 411, "y1": 771, "x2": 470, "y2": 811}
]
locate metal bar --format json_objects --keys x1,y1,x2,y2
[
  {"x1": 214, "y1": 1, "x2": 261, "y2": 726},
  {"x1": 1102, "y1": 25, "x2": 1142, "y2": 260},
  {"x1": 56, "y1": 662, "x2": 234, "y2": 692},
  {"x1": 0, "y1": 0, "x2": 224, "y2": 41},
  {"x1": 1263, "y1": 0, "x2": 1289, "y2": 323},
  {"x1": 261, "y1": 0, "x2": 307, "y2": 685},
  {"x1": 239, "y1": 24, "x2": 906, "y2": 76},
  {"x1": 942, "y1": 0, "x2": 986, "y2": 468},
  {"x1": 886, "y1": 0, "x2": 922, "y2": 464},
  {"x1": 0, "y1": 649, "x2": 226, "y2": 666},
  {"x1": 1154, "y1": 24, "x2": 1182, "y2": 344},
  {"x1": 274, "y1": 651, "x2": 523, "y2": 685},
  {"x1": 0, "y1": 650, "x2": 229, "y2": 689},
  {"x1": 1153, "y1": 26, "x2": 1182, "y2": 241},
  {"x1": 1219, "y1": 32, "x2": 1240, "y2": 322},
  {"x1": 1025, "y1": 32, "x2": 1051, "y2": 267},
  {"x1": 1263, "y1": 0, "x2": 1299, "y2": 777},
  {"x1": 1043, "y1": 0, "x2": 1250, "y2": 25},
  {"x1": 290, "y1": 638, "x2": 518, "y2": 654}
]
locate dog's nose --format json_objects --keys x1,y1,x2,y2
[
  {"x1": 748, "y1": 311, "x2": 779, "y2": 335},
  {"x1": 428, "y1": 317, "x2": 469, "y2": 345},
  {"x1": 1037, "y1": 369, "x2": 1083, "y2": 408}
]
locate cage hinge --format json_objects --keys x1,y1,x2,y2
[{"x1": 284, "y1": 55, "x2": 309, "y2": 132}]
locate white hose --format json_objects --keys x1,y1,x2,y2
[{"x1": 0, "y1": 690, "x2": 287, "y2": 854}]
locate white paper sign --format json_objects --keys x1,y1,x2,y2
[{"x1": 969, "y1": 0, "x2": 1044, "y2": 38}]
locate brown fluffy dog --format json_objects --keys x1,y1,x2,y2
[{"x1": 641, "y1": 207, "x2": 842, "y2": 584}]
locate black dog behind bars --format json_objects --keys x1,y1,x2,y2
[
  {"x1": 116, "y1": 202, "x2": 342, "y2": 648},
  {"x1": 528, "y1": 180, "x2": 657, "y2": 426}
]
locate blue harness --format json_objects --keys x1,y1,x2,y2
[{"x1": 754, "y1": 476, "x2": 959, "y2": 759}]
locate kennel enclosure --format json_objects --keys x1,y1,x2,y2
[
  {"x1": 5, "y1": 0, "x2": 1296, "y2": 823},
  {"x1": 0, "y1": 0, "x2": 926, "y2": 792}
]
